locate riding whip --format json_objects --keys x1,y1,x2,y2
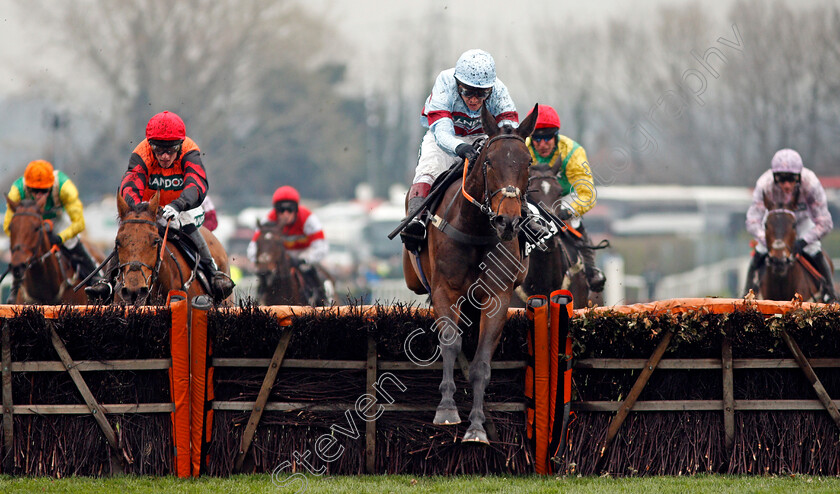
[
  {"x1": 72, "y1": 249, "x2": 117, "y2": 292},
  {"x1": 387, "y1": 161, "x2": 469, "y2": 240}
]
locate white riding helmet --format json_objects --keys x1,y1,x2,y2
[
  {"x1": 454, "y1": 49, "x2": 496, "y2": 89},
  {"x1": 771, "y1": 148, "x2": 803, "y2": 174}
]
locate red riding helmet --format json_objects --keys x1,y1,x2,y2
[
  {"x1": 146, "y1": 111, "x2": 186, "y2": 142},
  {"x1": 272, "y1": 186, "x2": 300, "y2": 205},
  {"x1": 530, "y1": 104, "x2": 561, "y2": 131}
]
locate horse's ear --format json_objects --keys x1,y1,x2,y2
[
  {"x1": 481, "y1": 103, "x2": 500, "y2": 137},
  {"x1": 256, "y1": 219, "x2": 262, "y2": 230},
  {"x1": 517, "y1": 103, "x2": 539, "y2": 140},
  {"x1": 762, "y1": 192, "x2": 774, "y2": 211},
  {"x1": 34, "y1": 191, "x2": 48, "y2": 211},
  {"x1": 117, "y1": 193, "x2": 130, "y2": 217},
  {"x1": 149, "y1": 191, "x2": 160, "y2": 213},
  {"x1": 5, "y1": 194, "x2": 17, "y2": 213}
]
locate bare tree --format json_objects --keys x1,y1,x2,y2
[{"x1": 16, "y1": 0, "x2": 364, "y2": 206}]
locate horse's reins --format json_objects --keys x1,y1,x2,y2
[
  {"x1": 460, "y1": 133, "x2": 527, "y2": 222},
  {"x1": 9, "y1": 210, "x2": 63, "y2": 276},
  {"x1": 114, "y1": 218, "x2": 170, "y2": 291}
]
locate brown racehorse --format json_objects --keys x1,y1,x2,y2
[
  {"x1": 114, "y1": 191, "x2": 232, "y2": 305},
  {"x1": 760, "y1": 196, "x2": 827, "y2": 301},
  {"x1": 402, "y1": 104, "x2": 537, "y2": 443},
  {"x1": 5, "y1": 195, "x2": 95, "y2": 304},
  {"x1": 254, "y1": 220, "x2": 306, "y2": 305},
  {"x1": 512, "y1": 164, "x2": 591, "y2": 309},
  {"x1": 254, "y1": 220, "x2": 336, "y2": 306}
]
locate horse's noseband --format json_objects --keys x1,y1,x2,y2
[{"x1": 465, "y1": 134, "x2": 528, "y2": 221}]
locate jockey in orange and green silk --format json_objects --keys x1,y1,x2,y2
[{"x1": 3, "y1": 159, "x2": 104, "y2": 292}]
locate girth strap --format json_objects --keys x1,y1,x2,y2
[{"x1": 429, "y1": 214, "x2": 498, "y2": 246}]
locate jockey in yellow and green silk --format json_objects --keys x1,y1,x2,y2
[
  {"x1": 3, "y1": 159, "x2": 103, "y2": 288},
  {"x1": 526, "y1": 104, "x2": 605, "y2": 293}
]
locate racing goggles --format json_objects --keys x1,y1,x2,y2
[
  {"x1": 274, "y1": 201, "x2": 298, "y2": 214},
  {"x1": 150, "y1": 142, "x2": 182, "y2": 156},
  {"x1": 531, "y1": 132, "x2": 557, "y2": 143},
  {"x1": 457, "y1": 84, "x2": 492, "y2": 100},
  {"x1": 773, "y1": 172, "x2": 800, "y2": 184}
]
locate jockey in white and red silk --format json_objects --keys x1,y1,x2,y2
[
  {"x1": 744, "y1": 148, "x2": 836, "y2": 302},
  {"x1": 247, "y1": 186, "x2": 328, "y2": 266},
  {"x1": 87, "y1": 111, "x2": 234, "y2": 301},
  {"x1": 400, "y1": 49, "x2": 519, "y2": 249}
]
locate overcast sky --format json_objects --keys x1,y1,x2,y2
[
  {"x1": 0, "y1": 0, "x2": 735, "y2": 98},
  {"x1": 0, "y1": 0, "x2": 829, "y2": 105}
]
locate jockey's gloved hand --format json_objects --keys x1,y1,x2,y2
[
  {"x1": 161, "y1": 204, "x2": 180, "y2": 222},
  {"x1": 794, "y1": 238, "x2": 808, "y2": 255},
  {"x1": 557, "y1": 208, "x2": 574, "y2": 221},
  {"x1": 455, "y1": 143, "x2": 478, "y2": 162},
  {"x1": 47, "y1": 232, "x2": 63, "y2": 246}
]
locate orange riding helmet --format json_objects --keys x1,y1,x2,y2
[{"x1": 23, "y1": 160, "x2": 56, "y2": 189}]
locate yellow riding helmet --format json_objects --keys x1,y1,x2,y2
[{"x1": 23, "y1": 160, "x2": 55, "y2": 189}]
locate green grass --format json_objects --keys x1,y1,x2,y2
[{"x1": 2, "y1": 474, "x2": 840, "y2": 493}]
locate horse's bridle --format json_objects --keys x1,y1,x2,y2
[
  {"x1": 255, "y1": 231, "x2": 295, "y2": 288},
  {"x1": 461, "y1": 133, "x2": 529, "y2": 222},
  {"x1": 116, "y1": 218, "x2": 165, "y2": 291},
  {"x1": 765, "y1": 208, "x2": 798, "y2": 270},
  {"x1": 9, "y1": 210, "x2": 59, "y2": 275}
]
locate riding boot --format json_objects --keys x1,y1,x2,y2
[
  {"x1": 85, "y1": 255, "x2": 117, "y2": 303},
  {"x1": 6, "y1": 277, "x2": 22, "y2": 304},
  {"x1": 808, "y1": 251, "x2": 837, "y2": 303},
  {"x1": 297, "y1": 261, "x2": 323, "y2": 303},
  {"x1": 184, "y1": 224, "x2": 235, "y2": 301},
  {"x1": 578, "y1": 224, "x2": 606, "y2": 293},
  {"x1": 742, "y1": 251, "x2": 767, "y2": 297},
  {"x1": 65, "y1": 241, "x2": 104, "y2": 286},
  {"x1": 401, "y1": 183, "x2": 431, "y2": 251}
]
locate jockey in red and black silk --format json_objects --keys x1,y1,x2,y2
[{"x1": 86, "y1": 110, "x2": 234, "y2": 302}]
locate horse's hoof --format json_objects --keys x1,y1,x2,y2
[
  {"x1": 433, "y1": 408, "x2": 461, "y2": 425},
  {"x1": 462, "y1": 429, "x2": 489, "y2": 444}
]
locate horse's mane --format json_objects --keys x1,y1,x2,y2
[
  {"x1": 128, "y1": 201, "x2": 155, "y2": 215},
  {"x1": 15, "y1": 198, "x2": 39, "y2": 208}
]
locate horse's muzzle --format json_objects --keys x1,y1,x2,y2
[
  {"x1": 767, "y1": 254, "x2": 793, "y2": 274},
  {"x1": 491, "y1": 214, "x2": 521, "y2": 241},
  {"x1": 119, "y1": 284, "x2": 150, "y2": 306},
  {"x1": 11, "y1": 263, "x2": 26, "y2": 279}
]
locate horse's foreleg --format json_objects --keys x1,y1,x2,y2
[
  {"x1": 434, "y1": 324, "x2": 462, "y2": 425},
  {"x1": 463, "y1": 300, "x2": 509, "y2": 444},
  {"x1": 432, "y1": 289, "x2": 463, "y2": 425}
]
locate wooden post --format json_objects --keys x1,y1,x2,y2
[
  {"x1": 457, "y1": 351, "x2": 499, "y2": 443},
  {"x1": 721, "y1": 338, "x2": 735, "y2": 453},
  {"x1": 597, "y1": 330, "x2": 673, "y2": 465},
  {"x1": 1, "y1": 321, "x2": 13, "y2": 473},
  {"x1": 365, "y1": 336, "x2": 377, "y2": 474},
  {"x1": 49, "y1": 322, "x2": 124, "y2": 474},
  {"x1": 780, "y1": 329, "x2": 840, "y2": 430},
  {"x1": 233, "y1": 328, "x2": 293, "y2": 473}
]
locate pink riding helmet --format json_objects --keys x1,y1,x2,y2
[{"x1": 770, "y1": 149, "x2": 803, "y2": 174}]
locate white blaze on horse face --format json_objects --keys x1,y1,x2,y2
[
  {"x1": 771, "y1": 239, "x2": 787, "y2": 251},
  {"x1": 541, "y1": 181, "x2": 551, "y2": 195}
]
